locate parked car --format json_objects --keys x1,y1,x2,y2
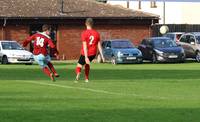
[
  {"x1": 97, "y1": 39, "x2": 143, "y2": 64},
  {"x1": 138, "y1": 37, "x2": 185, "y2": 63},
  {"x1": 0, "y1": 41, "x2": 34, "y2": 64},
  {"x1": 178, "y1": 32, "x2": 200, "y2": 62},
  {"x1": 163, "y1": 32, "x2": 184, "y2": 42}
]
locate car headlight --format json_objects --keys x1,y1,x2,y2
[
  {"x1": 137, "y1": 50, "x2": 142, "y2": 56},
  {"x1": 181, "y1": 48, "x2": 185, "y2": 54},
  {"x1": 155, "y1": 49, "x2": 164, "y2": 56},
  {"x1": 30, "y1": 55, "x2": 34, "y2": 59},
  {"x1": 117, "y1": 51, "x2": 123, "y2": 57}
]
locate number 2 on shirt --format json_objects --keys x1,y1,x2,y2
[
  {"x1": 36, "y1": 37, "x2": 44, "y2": 47},
  {"x1": 89, "y1": 36, "x2": 94, "y2": 45}
]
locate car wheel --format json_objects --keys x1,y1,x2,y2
[
  {"x1": 111, "y1": 57, "x2": 117, "y2": 65},
  {"x1": 2, "y1": 56, "x2": 8, "y2": 64},
  {"x1": 152, "y1": 53, "x2": 158, "y2": 63},
  {"x1": 195, "y1": 51, "x2": 200, "y2": 62},
  {"x1": 138, "y1": 59, "x2": 143, "y2": 64},
  {"x1": 97, "y1": 54, "x2": 102, "y2": 63},
  {"x1": 180, "y1": 56, "x2": 185, "y2": 63}
]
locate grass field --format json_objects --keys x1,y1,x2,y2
[{"x1": 1, "y1": 62, "x2": 200, "y2": 122}]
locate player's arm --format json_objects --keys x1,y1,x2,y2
[
  {"x1": 98, "y1": 41, "x2": 105, "y2": 62},
  {"x1": 83, "y1": 41, "x2": 90, "y2": 64},
  {"x1": 22, "y1": 35, "x2": 35, "y2": 47},
  {"x1": 48, "y1": 39, "x2": 59, "y2": 56}
]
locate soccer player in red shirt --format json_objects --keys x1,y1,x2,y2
[
  {"x1": 75, "y1": 18, "x2": 105, "y2": 83},
  {"x1": 22, "y1": 24, "x2": 59, "y2": 81}
]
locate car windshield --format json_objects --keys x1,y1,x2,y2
[
  {"x1": 153, "y1": 39, "x2": 177, "y2": 48},
  {"x1": 163, "y1": 34, "x2": 174, "y2": 40},
  {"x1": 112, "y1": 41, "x2": 134, "y2": 48},
  {"x1": 196, "y1": 36, "x2": 200, "y2": 44},
  {"x1": 1, "y1": 42, "x2": 24, "y2": 50}
]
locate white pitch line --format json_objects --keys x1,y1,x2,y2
[{"x1": 18, "y1": 80, "x2": 169, "y2": 100}]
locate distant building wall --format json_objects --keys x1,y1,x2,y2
[
  {"x1": 2, "y1": 25, "x2": 29, "y2": 42},
  {"x1": 1, "y1": 23, "x2": 153, "y2": 60},
  {"x1": 57, "y1": 24, "x2": 151, "y2": 59},
  {"x1": 107, "y1": 1, "x2": 200, "y2": 24}
]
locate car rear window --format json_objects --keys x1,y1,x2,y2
[
  {"x1": 112, "y1": 41, "x2": 134, "y2": 48},
  {"x1": 2, "y1": 42, "x2": 24, "y2": 50}
]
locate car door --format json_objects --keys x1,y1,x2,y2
[
  {"x1": 179, "y1": 35, "x2": 194, "y2": 58},
  {"x1": 179, "y1": 34, "x2": 194, "y2": 58},
  {"x1": 138, "y1": 39, "x2": 152, "y2": 60},
  {"x1": 103, "y1": 41, "x2": 112, "y2": 60},
  {"x1": 138, "y1": 39, "x2": 147, "y2": 59},
  {"x1": 188, "y1": 35, "x2": 197, "y2": 57},
  {"x1": 101, "y1": 41, "x2": 107, "y2": 59}
]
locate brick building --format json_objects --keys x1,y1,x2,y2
[{"x1": 0, "y1": 0, "x2": 159, "y2": 60}]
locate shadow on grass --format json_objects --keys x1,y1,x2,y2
[{"x1": 0, "y1": 108, "x2": 199, "y2": 122}]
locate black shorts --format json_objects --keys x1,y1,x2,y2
[{"x1": 78, "y1": 55, "x2": 96, "y2": 65}]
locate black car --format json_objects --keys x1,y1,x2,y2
[{"x1": 138, "y1": 37, "x2": 185, "y2": 63}]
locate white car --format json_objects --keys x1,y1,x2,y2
[{"x1": 0, "y1": 41, "x2": 34, "y2": 64}]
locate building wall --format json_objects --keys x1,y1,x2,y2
[
  {"x1": 0, "y1": 26, "x2": 3, "y2": 40},
  {"x1": 57, "y1": 24, "x2": 151, "y2": 60},
  {"x1": 57, "y1": 25, "x2": 84, "y2": 60},
  {"x1": 107, "y1": 1, "x2": 200, "y2": 24},
  {"x1": 1, "y1": 24, "x2": 152, "y2": 60},
  {"x1": 1, "y1": 25, "x2": 29, "y2": 42}
]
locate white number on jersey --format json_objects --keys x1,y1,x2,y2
[
  {"x1": 36, "y1": 37, "x2": 44, "y2": 47},
  {"x1": 89, "y1": 36, "x2": 94, "y2": 45}
]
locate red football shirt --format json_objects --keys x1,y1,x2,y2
[
  {"x1": 23, "y1": 32, "x2": 56, "y2": 56},
  {"x1": 81, "y1": 29, "x2": 100, "y2": 56}
]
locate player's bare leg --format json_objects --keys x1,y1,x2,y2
[
  {"x1": 84, "y1": 64, "x2": 90, "y2": 82},
  {"x1": 43, "y1": 66, "x2": 55, "y2": 81},
  {"x1": 47, "y1": 62, "x2": 59, "y2": 77},
  {"x1": 75, "y1": 63, "x2": 82, "y2": 83}
]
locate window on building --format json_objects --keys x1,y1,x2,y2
[
  {"x1": 150, "y1": 1, "x2": 157, "y2": 8},
  {"x1": 96, "y1": 0, "x2": 107, "y2": 3}
]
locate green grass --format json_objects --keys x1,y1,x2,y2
[{"x1": 1, "y1": 62, "x2": 200, "y2": 122}]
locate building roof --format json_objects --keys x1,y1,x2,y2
[{"x1": 0, "y1": 0, "x2": 159, "y2": 19}]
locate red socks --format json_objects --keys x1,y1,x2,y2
[
  {"x1": 42, "y1": 67, "x2": 51, "y2": 77},
  {"x1": 85, "y1": 64, "x2": 90, "y2": 80},
  {"x1": 76, "y1": 67, "x2": 82, "y2": 75},
  {"x1": 47, "y1": 62, "x2": 57, "y2": 75}
]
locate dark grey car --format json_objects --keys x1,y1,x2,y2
[{"x1": 138, "y1": 37, "x2": 185, "y2": 63}]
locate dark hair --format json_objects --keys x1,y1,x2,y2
[
  {"x1": 85, "y1": 18, "x2": 94, "y2": 27},
  {"x1": 42, "y1": 24, "x2": 51, "y2": 32}
]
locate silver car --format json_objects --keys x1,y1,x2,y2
[
  {"x1": 163, "y1": 32, "x2": 184, "y2": 42},
  {"x1": 0, "y1": 41, "x2": 34, "y2": 64},
  {"x1": 178, "y1": 32, "x2": 200, "y2": 62}
]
